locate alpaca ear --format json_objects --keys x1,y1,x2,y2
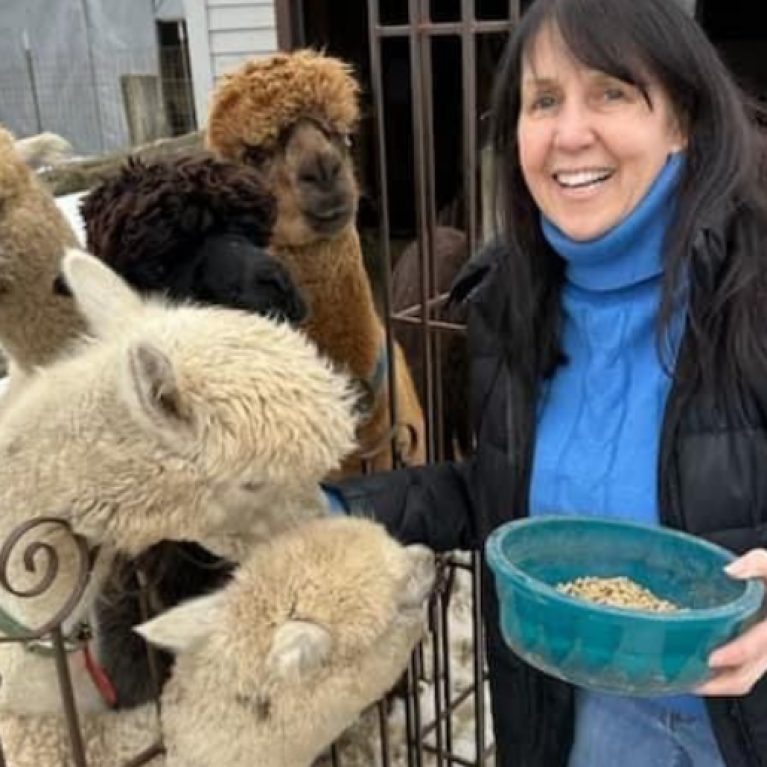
[
  {"x1": 121, "y1": 342, "x2": 195, "y2": 441},
  {"x1": 135, "y1": 592, "x2": 226, "y2": 653},
  {"x1": 264, "y1": 620, "x2": 332, "y2": 683},
  {"x1": 60, "y1": 248, "x2": 145, "y2": 339}
]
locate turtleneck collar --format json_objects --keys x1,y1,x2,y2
[{"x1": 541, "y1": 153, "x2": 684, "y2": 292}]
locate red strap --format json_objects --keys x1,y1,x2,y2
[{"x1": 83, "y1": 642, "x2": 118, "y2": 709}]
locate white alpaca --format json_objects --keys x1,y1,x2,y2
[
  {"x1": 1, "y1": 517, "x2": 435, "y2": 767},
  {"x1": 0, "y1": 249, "x2": 358, "y2": 717},
  {"x1": 13, "y1": 132, "x2": 75, "y2": 170}
]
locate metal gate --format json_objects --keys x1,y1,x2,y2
[
  {"x1": 355, "y1": 1, "x2": 521, "y2": 764},
  {"x1": 0, "y1": 2, "x2": 520, "y2": 765}
]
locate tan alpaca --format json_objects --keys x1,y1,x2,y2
[
  {"x1": 1, "y1": 517, "x2": 435, "y2": 767},
  {"x1": 0, "y1": 126, "x2": 84, "y2": 406},
  {"x1": 14, "y1": 132, "x2": 75, "y2": 170},
  {"x1": 206, "y1": 50, "x2": 426, "y2": 475},
  {"x1": 0, "y1": 249, "x2": 358, "y2": 717}
]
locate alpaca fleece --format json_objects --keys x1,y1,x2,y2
[
  {"x1": 13, "y1": 132, "x2": 74, "y2": 170},
  {"x1": 206, "y1": 50, "x2": 427, "y2": 474},
  {"x1": 206, "y1": 49, "x2": 360, "y2": 160},
  {"x1": 0, "y1": 250, "x2": 357, "y2": 718},
  {"x1": 80, "y1": 155, "x2": 306, "y2": 323},
  {"x1": 1, "y1": 517, "x2": 434, "y2": 767},
  {"x1": 78, "y1": 153, "x2": 309, "y2": 708},
  {"x1": 0, "y1": 124, "x2": 83, "y2": 385}
]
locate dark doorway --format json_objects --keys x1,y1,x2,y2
[
  {"x1": 156, "y1": 20, "x2": 196, "y2": 136},
  {"x1": 698, "y1": 0, "x2": 767, "y2": 104},
  {"x1": 296, "y1": 1, "x2": 511, "y2": 239}
]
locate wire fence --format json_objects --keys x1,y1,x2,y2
[
  {"x1": 0, "y1": 47, "x2": 196, "y2": 156},
  {"x1": 0, "y1": 1, "x2": 515, "y2": 763}
]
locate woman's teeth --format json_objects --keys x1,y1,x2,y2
[{"x1": 555, "y1": 170, "x2": 613, "y2": 188}]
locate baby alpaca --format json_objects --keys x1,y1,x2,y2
[
  {"x1": 1, "y1": 517, "x2": 435, "y2": 767},
  {"x1": 0, "y1": 249, "x2": 358, "y2": 717}
]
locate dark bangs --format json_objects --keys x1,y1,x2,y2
[
  {"x1": 542, "y1": 0, "x2": 651, "y2": 97},
  {"x1": 517, "y1": 0, "x2": 704, "y2": 119}
]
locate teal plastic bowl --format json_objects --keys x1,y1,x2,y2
[{"x1": 485, "y1": 516, "x2": 765, "y2": 695}]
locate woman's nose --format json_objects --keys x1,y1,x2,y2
[{"x1": 552, "y1": 101, "x2": 595, "y2": 150}]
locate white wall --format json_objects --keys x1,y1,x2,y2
[
  {"x1": 184, "y1": 0, "x2": 278, "y2": 127},
  {"x1": 0, "y1": 0, "x2": 161, "y2": 154},
  {"x1": 155, "y1": 0, "x2": 186, "y2": 19}
]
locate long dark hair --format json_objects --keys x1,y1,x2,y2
[{"x1": 490, "y1": 0, "x2": 767, "y2": 399}]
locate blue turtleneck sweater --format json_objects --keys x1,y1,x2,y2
[{"x1": 529, "y1": 154, "x2": 707, "y2": 717}]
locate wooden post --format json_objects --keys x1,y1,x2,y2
[
  {"x1": 275, "y1": 0, "x2": 304, "y2": 50},
  {"x1": 120, "y1": 75, "x2": 169, "y2": 146}
]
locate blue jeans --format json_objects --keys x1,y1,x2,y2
[{"x1": 568, "y1": 691, "x2": 726, "y2": 767}]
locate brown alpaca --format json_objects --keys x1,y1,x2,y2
[
  {"x1": 0, "y1": 125, "x2": 84, "y2": 406},
  {"x1": 205, "y1": 50, "x2": 426, "y2": 475}
]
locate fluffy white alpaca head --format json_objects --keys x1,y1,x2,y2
[
  {"x1": 137, "y1": 517, "x2": 435, "y2": 767},
  {"x1": 0, "y1": 250, "x2": 360, "y2": 717},
  {"x1": 43, "y1": 249, "x2": 360, "y2": 551},
  {"x1": 0, "y1": 248, "x2": 360, "y2": 596}
]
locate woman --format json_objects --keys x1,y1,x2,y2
[{"x1": 328, "y1": 0, "x2": 767, "y2": 764}]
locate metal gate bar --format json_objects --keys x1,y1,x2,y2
[
  {"x1": 364, "y1": 2, "x2": 519, "y2": 765},
  {"x1": 0, "y1": 3, "x2": 522, "y2": 765}
]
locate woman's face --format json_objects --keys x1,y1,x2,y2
[{"x1": 517, "y1": 27, "x2": 686, "y2": 241}]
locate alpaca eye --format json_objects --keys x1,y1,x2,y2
[
  {"x1": 242, "y1": 480, "x2": 265, "y2": 493},
  {"x1": 243, "y1": 144, "x2": 269, "y2": 167}
]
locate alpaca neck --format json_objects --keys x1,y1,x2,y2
[
  {"x1": 0, "y1": 180, "x2": 84, "y2": 375},
  {"x1": 275, "y1": 226, "x2": 383, "y2": 382},
  {"x1": 2, "y1": 314, "x2": 84, "y2": 375},
  {"x1": 0, "y1": 294, "x2": 84, "y2": 375}
]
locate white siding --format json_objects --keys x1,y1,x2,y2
[
  {"x1": 213, "y1": 48, "x2": 273, "y2": 77},
  {"x1": 154, "y1": 0, "x2": 186, "y2": 19},
  {"x1": 210, "y1": 28, "x2": 276, "y2": 54},
  {"x1": 184, "y1": 0, "x2": 278, "y2": 125},
  {"x1": 209, "y1": 5, "x2": 275, "y2": 29}
]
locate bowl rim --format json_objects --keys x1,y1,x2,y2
[{"x1": 485, "y1": 515, "x2": 766, "y2": 624}]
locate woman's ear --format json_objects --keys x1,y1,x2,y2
[{"x1": 670, "y1": 119, "x2": 689, "y2": 154}]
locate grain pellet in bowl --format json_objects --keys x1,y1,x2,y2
[{"x1": 556, "y1": 576, "x2": 681, "y2": 612}]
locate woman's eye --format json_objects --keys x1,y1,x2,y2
[
  {"x1": 603, "y1": 87, "x2": 626, "y2": 102},
  {"x1": 530, "y1": 94, "x2": 558, "y2": 112}
]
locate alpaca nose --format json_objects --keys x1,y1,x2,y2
[{"x1": 298, "y1": 152, "x2": 343, "y2": 192}]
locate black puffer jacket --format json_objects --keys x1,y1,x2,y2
[{"x1": 335, "y1": 216, "x2": 767, "y2": 767}]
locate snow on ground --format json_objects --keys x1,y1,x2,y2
[
  {"x1": 321, "y1": 557, "x2": 495, "y2": 767},
  {"x1": 55, "y1": 191, "x2": 88, "y2": 246}
]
